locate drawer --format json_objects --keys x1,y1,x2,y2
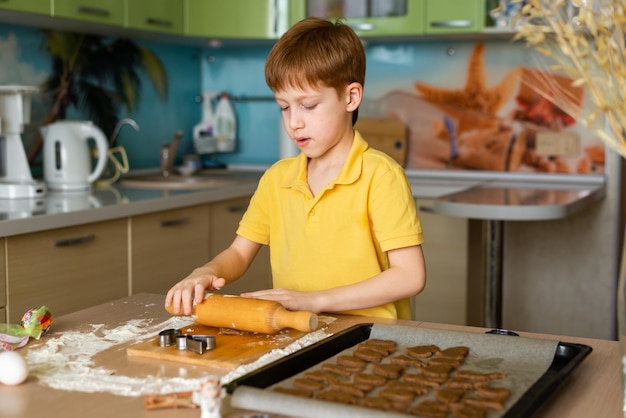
[
  {"x1": 131, "y1": 205, "x2": 210, "y2": 294},
  {"x1": 6, "y1": 219, "x2": 128, "y2": 321},
  {"x1": 127, "y1": 0, "x2": 183, "y2": 34},
  {"x1": 0, "y1": 0, "x2": 51, "y2": 14},
  {"x1": 53, "y1": 0, "x2": 126, "y2": 26}
]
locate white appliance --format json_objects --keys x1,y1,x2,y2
[
  {"x1": 0, "y1": 85, "x2": 46, "y2": 199},
  {"x1": 41, "y1": 120, "x2": 109, "y2": 191}
]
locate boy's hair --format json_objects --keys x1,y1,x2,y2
[{"x1": 265, "y1": 17, "x2": 366, "y2": 124}]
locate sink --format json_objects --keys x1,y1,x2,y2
[{"x1": 118, "y1": 170, "x2": 261, "y2": 190}]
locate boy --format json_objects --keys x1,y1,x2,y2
[{"x1": 166, "y1": 17, "x2": 426, "y2": 319}]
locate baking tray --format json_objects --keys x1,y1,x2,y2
[{"x1": 225, "y1": 323, "x2": 592, "y2": 418}]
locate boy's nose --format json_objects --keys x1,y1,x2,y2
[{"x1": 287, "y1": 113, "x2": 303, "y2": 131}]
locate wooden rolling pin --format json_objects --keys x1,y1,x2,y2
[{"x1": 165, "y1": 294, "x2": 318, "y2": 335}]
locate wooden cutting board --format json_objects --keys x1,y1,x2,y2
[
  {"x1": 127, "y1": 323, "x2": 309, "y2": 369},
  {"x1": 355, "y1": 118, "x2": 408, "y2": 166}
]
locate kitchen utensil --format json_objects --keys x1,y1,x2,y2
[
  {"x1": 41, "y1": 120, "x2": 109, "y2": 191},
  {"x1": 0, "y1": 85, "x2": 46, "y2": 199},
  {"x1": 127, "y1": 322, "x2": 311, "y2": 369},
  {"x1": 165, "y1": 294, "x2": 318, "y2": 335},
  {"x1": 354, "y1": 118, "x2": 408, "y2": 166}
]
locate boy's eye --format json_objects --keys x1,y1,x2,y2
[{"x1": 301, "y1": 103, "x2": 317, "y2": 110}]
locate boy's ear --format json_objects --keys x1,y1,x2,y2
[{"x1": 346, "y1": 82, "x2": 363, "y2": 111}]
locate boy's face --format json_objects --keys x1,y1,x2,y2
[{"x1": 275, "y1": 82, "x2": 361, "y2": 161}]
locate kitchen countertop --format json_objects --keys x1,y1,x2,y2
[
  {"x1": 7, "y1": 293, "x2": 621, "y2": 418},
  {"x1": 406, "y1": 169, "x2": 606, "y2": 220},
  {"x1": 0, "y1": 167, "x2": 606, "y2": 237}
]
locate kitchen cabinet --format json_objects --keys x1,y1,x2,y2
[
  {"x1": 5, "y1": 219, "x2": 128, "y2": 322},
  {"x1": 304, "y1": 0, "x2": 425, "y2": 37},
  {"x1": 131, "y1": 205, "x2": 210, "y2": 295},
  {"x1": 0, "y1": 0, "x2": 51, "y2": 14},
  {"x1": 53, "y1": 0, "x2": 126, "y2": 26},
  {"x1": 127, "y1": 0, "x2": 183, "y2": 34},
  {"x1": 185, "y1": 0, "x2": 292, "y2": 39},
  {"x1": 210, "y1": 197, "x2": 272, "y2": 295},
  {"x1": 0, "y1": 238, "x2": 5, "y2": 323},
  {"x1": 424, "y1": 0, "x2": 485, "y2": 34},
  {"x1": 412, "y1": 199, "x2": 468, "y2": 325}
]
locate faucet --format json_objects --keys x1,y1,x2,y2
[
  {"x1": 110, "y1": 118, "x2": 140, "y2": 147},
  {"x1": 160, "y1": 130, "x2": 184, "y2": 176}
]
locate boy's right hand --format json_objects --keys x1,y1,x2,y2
[{"x1": 164, "y1": 270, "x2": 226, "y2": 316}]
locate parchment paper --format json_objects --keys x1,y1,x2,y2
[{"x1": 231, "y1": 324, "x2": 560, "y2": 418}]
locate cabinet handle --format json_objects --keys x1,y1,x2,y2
[
  {"x1": 418, "y1": 206, "x2": 435, "y2": 213},
  {"x1": 53, "y1": 234, "x2": 95, "y2": 247},
  {"x1": 429, "y1": 20, "x2": 473, "y2": 28},
  {"x1": 227, "y1": 205, "x2": 248, "y2": 213},
  {"x1": 349, "y1": 23, "x2": 375, "y2": 31},
  {"x1": 145, "y1": 17, "x2": 173, "y2": 28},
  {"x1": 160, "y1": 217, "x2": 190, "y2": 227},
  {"x1": 76, "y1": 6, "x2": 111, "y2": 18}
]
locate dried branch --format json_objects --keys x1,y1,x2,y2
[{"x1": 513, "y1": 0, "x2": 626, "y2": 157}]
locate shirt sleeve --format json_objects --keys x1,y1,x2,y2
[
  {"x1": 236, "y1": 173, "x2": 271, "y2": 245},
  {"x1": 369, "y1": 163, "x2": 424, "y2": 252}
]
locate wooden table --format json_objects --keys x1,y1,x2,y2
[{"x1": 4, "y1": 293, "x2": 621, "y2": 418}]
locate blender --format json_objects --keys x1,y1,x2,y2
[
  {"x1": 0, "y1": 85, "x2": 45, "y2": 198},
  {"x1": 0, "y1": 85, "x2": 46, "y2": 219}
]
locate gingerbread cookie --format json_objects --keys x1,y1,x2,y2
[
  {"x1": 406, "y1": 344, "x2": 439, "y2": 359},
  {"x1": 274, "y1": 386, "x2": 313, "y2": 398},
  {"x1": 329, "y1": 381, "x2": 366, "y2": 398},
  {"x1": 475, "y1": 385, "x2": 511, "y2": 402},
  {"x1": 437, "y1": 346, "x2": 470, "y2": 361},
  {"x1": 321, "y1": 362, "x2": 352, "y2": 377},
  {"x1": 354, "y1": 372, "x2": 387, "y2": 386},
  {"x1": 435, "y1": 387, "x2": 466, "y2": 403},
  {"x1": 372, "y1": 363, "x2": 404, "y2": 379},
  {"x1": 404, "y1": 373, "x2": 442, "y2": 388},
  {"x1": 379, "y1": 387, "x2": 415, "y2": 404},
  {"x1": 293, "y1": 378, "x2": 325, "y2": 392},
  {"x1": 410, "y1": 400, "x2": 449, "y2": 418},
  {"x1": 353, "y1": 348, "x2": 384, "y2": 363},
  {"x1": 390, "y1": 354, "x2": 424, "y2": 368},
  {"x1": 336, "y1": 355, "x2": 367, "y2": 371},
  {"x1": 316, "y1": 390, "x2": 358, "y2": 405}
]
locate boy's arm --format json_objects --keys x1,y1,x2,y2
[
  {"x1": 242, "y1": 245, "x2": 426, "y2": 314},
  {"x1": 165, "y1": 235, "x2": 262, "y2": 315}
]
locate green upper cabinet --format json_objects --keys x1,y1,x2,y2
[
  {"x1": 424, "y1": 0, "x2": 485, "y2": 34},
  {"x1": 127, "y1": 0, "x2": 183, "y2": 34},
  {"x1": 186, "y1": 0, "x2": 294, "y2": 39},
  {"x1": 53, "y1": 0, "x2": 126, "y2": 26},
  {"x1": 303, "y1": 0, "x2": 425, "y2": 37},
  {"x1": 0, "y1": 0, "x2": 51, "y2": 14}
]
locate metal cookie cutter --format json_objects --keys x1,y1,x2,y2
[
  {"x1": 158, "y1": 329, "x2": 216, "y2": 354},
  {"x1": 158, "y1": 328, "x2": 181, "y2": 347}
]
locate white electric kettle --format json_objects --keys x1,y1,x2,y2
[{"x1": 41, "y1": 120, "x2": 109, "y2": 191}]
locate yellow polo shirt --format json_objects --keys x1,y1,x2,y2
[{"x1": 237, "y1": 131, "x2": 424, "y2": 319}]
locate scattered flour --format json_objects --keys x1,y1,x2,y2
[{"x1": 24, "y1": 314, "x2": 332, "y2": 397}]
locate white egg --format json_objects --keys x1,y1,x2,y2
[{"x1": 0, "y1": 350, "x2": 29, "y2": 385}]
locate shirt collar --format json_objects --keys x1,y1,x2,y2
[{"x1": 281, "y1": 130, "x2": 369, "y2": 189}]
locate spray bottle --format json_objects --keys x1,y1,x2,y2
[
  {"x1": 215, "y1": 92, "x2": 236, "y2": 152},
  {"x1": 193, "y1": 91, "x2": 217, "y2": 154}
]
